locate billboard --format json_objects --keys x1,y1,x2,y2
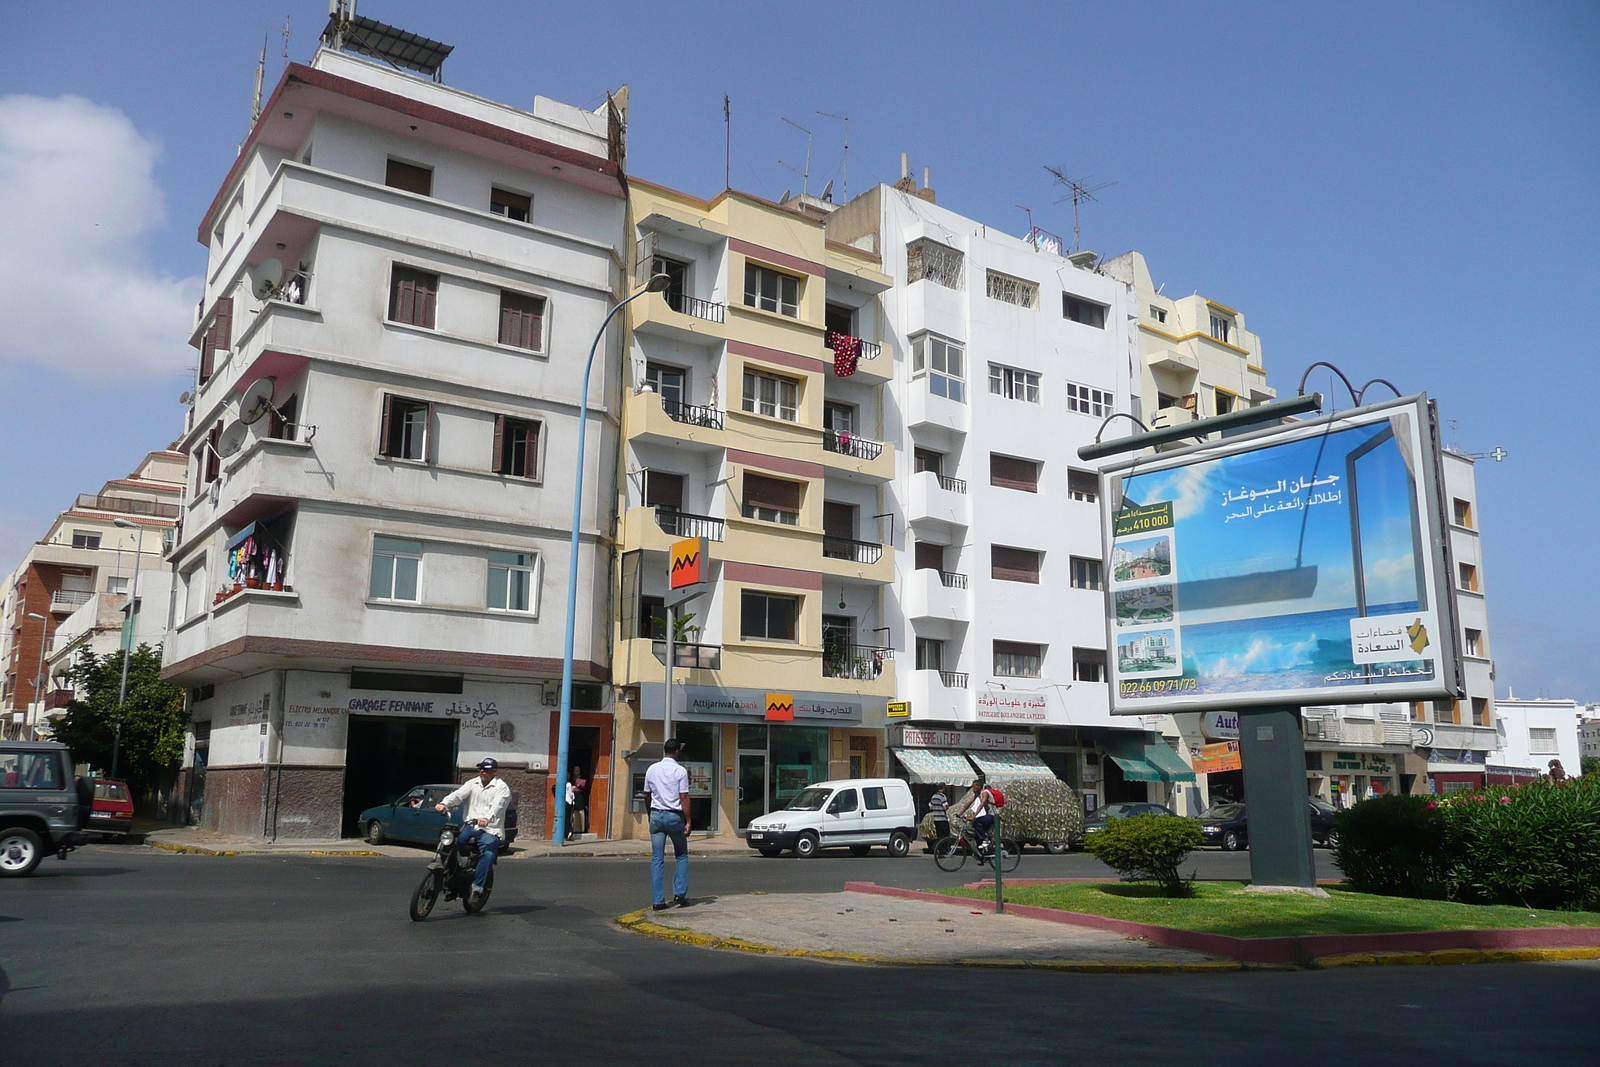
[{"x1": 1100, "y1": 394, "x2": 1461, "y2": 713}]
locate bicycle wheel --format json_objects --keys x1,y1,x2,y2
[
  {"x1": 408, "y1": 870, "x2": 441, "y2": 922},
  {"x1": 997, "y1": 838, "x2": 1022, "y2": 873},
  {"x1": 932, "y1": 835, "x2": 968, "y2": 873}
]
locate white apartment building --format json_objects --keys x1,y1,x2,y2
[
  {"x1": 1487, "y1": 697, "x2": 1581, "y2": 783},
  {"x1": 161, "y1": 36, "x2": 628, "y2": 839}
]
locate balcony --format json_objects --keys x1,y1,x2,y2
[
  {"x1": 823, "y1": 643, "x2": 892, "y2": 680},
  {"x1": 635, "y1": 288, "x2": 727, "y2": 344},
  {"x1": 819, "y1": 432, "x2": 895, "y2": 484},
  {"x1": 907, "y1": 668, "x2": 973, "y2": 721},
  {"x1": 50, "y1": 590, "x2": 92, "y2": 612},
  {"x1": 625, "y1": 390, "x2": 725, "y2": 453},
  {"x1": 665, "y1": 293, "x2": 726, "y2": 323},
  {"x1": 1146, "y1": 348, "x2": 1199, "y2": 375},
  {"x1": 661, "y1": 399, "x2": 724, "y2": 431},
  {"x1": 906, "y1": 469, "x2": 970, "y2": 533},
  {"x1": 655, "y1": 507, "x2": 726, "y2": 542},
  {"x1": 75, "y1": 494, "x2": 180, "y2": 520},
  {"x1": 939, "y1": 671, "x2": 969, "y2": 688},
  {"x1": 823, "y1": 429, "x2": 884, "y2": 461},
  {"x1": 825, "y1": 331, "x2": 882, "y2": 362},
  {"x1": 905, "y1": 566, "x2": 970, "y2": 624},
  {"x1": 651, "y1": 641, "x2": 723, "y2": 669},
  {"x1": 906, "y1": 385, "x2": 969, "y2": 435},
  {"x1": 823, "y1": 536, "x2": 884, "y2": 565}
]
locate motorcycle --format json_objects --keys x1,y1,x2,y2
[{"x1": 408, "y1": 821, "x2": 496, "y2": 921}]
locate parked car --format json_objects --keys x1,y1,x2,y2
[
  {"x1": 359, "y1": 784, "x2": 519, "y2": 847},
  {"x1": 746, "y1": 778, "x2": 917, "y2": 858},
  {"x1": 1076, "y1": 802, "x2": 1178, "y2": 846},
  {"x1": 89, "y1": 778, "x2": 135, "y2": 836},
  {"x1": 1198, "y1": 800, "x2": 1340, "y2": 850},
  {"x1": 1, "y1": 740, "x2": 91, "y2": 877}
]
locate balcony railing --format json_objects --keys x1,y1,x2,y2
[
  {"x1": 75, "y1": 493, "x2": 181, "y2": 520},
  {"x1": 823, "y1": 536, "x2": 884, "y2": 564},
  {"x1": 823, "y1": 644, "x2": 892, "y2": 680},
  {"x1": 651, "y1": 641, "x2": 723, "y2": 670},
  {"x1": 823, "y1": 430, "x2": 885, "y2": 461},
  {"x1": 825, "y1": 332, "x2": 882, "y2": 361},
  {"x1": 938, "y1": 571, "x2": 968, "y2": 589},
  {"x1": 665, "y1": 293, "x2": 726, "y2": 323},
  {"x1": 50, "y1": 590, "x2": 92, "y2": 611},
  {"x1": 654, "y1": 507, "x2": 726, "y2": 542},
  {"x1": 934, "y1": 474, "x2": 967, "y2": 494},
  {"x1": 660, "y1": 399, "x2": 724, "y2": 431},
  {"x1": 939, "y1": 671, "x2": 969, "y2": 688}
]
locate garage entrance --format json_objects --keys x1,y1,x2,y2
[{"x1": 342, "y1": 717, "x2": 459, "y2": 837}]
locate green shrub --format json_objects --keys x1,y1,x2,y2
[
  {"x1": 1083, "y1": 814, "x2": 1203, "y2": 897},
  {"x1": 1441, "y1": 777, "x2": 1600, "y2": 911},
  {"x1": 1331, "y1": 794, "x2": 1451, "y2": 897}
]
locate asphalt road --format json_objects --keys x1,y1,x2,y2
[{"x1": 3, "y1": 842, "x2": 1597, "y2": 1066}]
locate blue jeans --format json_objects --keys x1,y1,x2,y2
[
  {"x1": 456, "y1": 824, "x2": 501, "y2": 890},
  {"x1": 971, "y1": 814, "x2": 995, "y2": 845},
  {"x1": 649, "y1": 810, "x2": 689, "y2": 904}
]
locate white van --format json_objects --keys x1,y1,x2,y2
[{"x1": 744, "y1": 778, "x2": 918, "y2": 858}]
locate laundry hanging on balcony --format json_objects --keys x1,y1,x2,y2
[{"x1": 829, "y1": 332, "x2": 861, "y2": 377}]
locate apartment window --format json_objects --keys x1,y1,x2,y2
[
  {"x1": 1410, "y1": 701, "x2": 1428, "y2": 722},
  {"x1": 991, "y1": 545, "x2": 1042, "y2": 584},
  {"x1": 1070, "y1": 557, "x2": 1103, "y2": 591},
  {"x1": 742, "y1": 370, "x2": 799, "y2": 421},
  {"x1": 1435, "y1": 698, "x2": 1461, "y2": 725},
  {"x1": 71, "y1": 530, "x2": 101, "y2": 551},
  {"x1": 1528, "y1": 726, "x2": 1558, "y2": 754},
  {"x1": 1459, "y1": 562, "x2": 1479, "y2": 592},
  {"x1": 493, "y1": 416, "x2": 539, "y2": 478},
  {"x1": 1464, "y1": 628, "x2": 1483, "y2": 657},
  {"x1": 639, "y1": 595, "x2": 667, "y2": 640},
  {"x1": 182, "y1": 562, "x2": 208, "y2": 620},
  {"x1": 1064, "y1": 294, "x2": 1108, "y2": 329},
  {"x1": 1150, "y1": 305, "x2": 1167, "y2": 324},
  {"x1": 988, "y1": 363, "x2": 1040, "y2": 403},
  {"x1": 198, "y1": 296, "x2": 233, "y2": 385},
  {"x1": 269, "y1": 394, "x2": 299, "y2": 441},
  {"x1": 106, "y1": 575, "x2": 130, "y2": 594},
  {"x1": 369, "y1": 537, "x2": 422, "y2": 602},
  {"x1": 1209, "y1": 313, "x2": 1232, "y2": 344},
  {"x1": 1453, "y1": 498, "x2": 1474, "y2": 529},
  {"x1": 389, "y1": 266, "x2": 438, "y2": 329},
  {"x1": 1214, "y1": 389, "x2": 1236, "y2": 416},
  {"x1": 990, "y1": 453, "x2": 1040, "y2": 492},
  {"x1": 499, "y1": 291, "x2": 545, "y2": 351},
  {"x1": 915, "y1": 637, "x2": 944, "y2": 672},
  {"x1": 646, "y1": 363, "x2": 686, "y2": 415},
  {"x1": 994, "y1": 640, "x2": 1042, "y2": 678},
  {"x1": 912, "y1": 333, "x2": 966, "y2": 402},
  {"x1": 741, "y1": 590, "x2": 798, "y2": 641},
  {"x1": 906, "y1": 237, "x2": 964, "y2": 289},
  {"x1": 743, "y1": 264, "x2": 799, "y2": 317},
  {"x1": 645, "y1": 471, "x2": 685, "y2": 511},
  {"x1": 985, "y1": 270, "x2": 1038, "y2": 308},
  {"x1": 1068, "y1": 469, "x2": 1099, "y2": 503},
  {"x1": 204, "y1": 422, "x2": 222, "y2": 484},
  {"x1": 824, "y1": 401, "x2": 856, "y2": 435},
  {"x1": 385, "y1": 159, "x2": 433, "y2": 196},
  {"x1": 489, "y1": 187, "x2": 530, "y2": 222},
  {"x1": 379, "y1": 395, "x2": 432, "y2": 461},
  {"x1": 486, "y1": 551, "x2": 534, "y2": 612},
  {"x1": 653, "y1": 256, "x2": 690, "y2": 311},
  {"x1": 1472, "y1": 698, "x2": 1492, "y2": 729},
  {"x1": 1073, "y1": 647, "x2": 1107, "y2": 683},
  {"x1": 825, "y1": 301, "x2": 856, "y2": 337},
  {"x1": 741, "y1": 473, "x2": 802, "y2": 525},
  {"x1": 913, "y1": 448, "x2": 945, "y2": 476},
  {"x1": 1066, "y1": 381, "x2": 1113, "y2": 417}
]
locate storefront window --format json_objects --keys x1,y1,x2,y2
[
  {"x1": 676, "y1": 721, "x2": 718, "y2": 830},
  {"x1": 733, "y1": 723, "x2": 829, "y2": 827}
]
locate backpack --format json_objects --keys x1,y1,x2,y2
[{"x1": 987, "y1": 786, "x2": 1006, "y2": 809}]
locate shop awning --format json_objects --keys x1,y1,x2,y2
[
  {"x1": 890, "y1": 748, "x2": 974, "y2": 784},
  {"x1": 1100, "y1": 732, "x2": 1197, "y2": 784},
  {"x1": 965, "y1": 750, "x2": 1058, "y2": 780}
]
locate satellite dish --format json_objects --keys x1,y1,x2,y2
[
  {"x1": 250, "y1": 258, "x2": 285, "y2": 299},
  {"x1": 238, "y1": 377, "x2": 278, "y2": 425},
  {"x1": 178, "y1": 391, "x2": 193, "y2": 405},
  {"x1": 218, "y1": 420, "x2": 249, "y2": 458}
]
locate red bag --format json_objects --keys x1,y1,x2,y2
[{"x1": 987, "y1": 786, "x2": 1006, "y2": 809}]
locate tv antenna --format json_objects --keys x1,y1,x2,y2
[
  {"x1": 1045, "y1": 166, "x2": 1117, "y2": 251},
  {"x1": 780, "y1": 116, "x2": 814, "y2": 197},
  {"x1": 817, "y1": 111, "x2": 848, "y2": 201}
]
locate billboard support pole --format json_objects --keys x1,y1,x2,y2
[{"x1": 1236, "y1": 705, "x2": 1318, "y2": 889}]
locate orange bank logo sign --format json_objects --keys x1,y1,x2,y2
[
  {"x1": 670, "y1": 537, "x2": 705, "y2": 590},
  {"x1": 765, "y1": 693, "x2": 795, "y2": 721}
]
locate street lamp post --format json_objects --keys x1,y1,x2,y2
[
  {"x1": 552, "y1": 273, "x2": 671, "y2": 843},
  {"x1": 24, "y1": 612, "x2": 47, "y2": 741},
  {"x1": 110, "y1": 518, "x2": 146, "y2": 779}
]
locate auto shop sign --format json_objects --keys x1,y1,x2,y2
[{"x1": 1201, "y1": 711, "x2": 1240, "y2": 740}]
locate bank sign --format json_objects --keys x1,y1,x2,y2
[{"x1": 641, "y1": 684, "x2": 868, "y2": 723}]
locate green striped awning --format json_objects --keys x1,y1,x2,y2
[{"x1": 1100, "y1": 732, "x2": 1197, "y2": 784}]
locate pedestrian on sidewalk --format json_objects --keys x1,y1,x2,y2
[
  {"x1": 645, "y1": 738, "x2": 692, "y2": 910},
  {"x1": 928, "y1": 785, "x2": 950, "y2": 840},
  {"x1": 571, "y1": 765, "x2": 589, "y2": 835}
]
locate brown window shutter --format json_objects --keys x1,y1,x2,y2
[
  {"x1": 743, "y1": 473, "x2": 802, "y2": 513},
  {"x1": 379, "y1": 394, "x2": 395, "y2": 456},
  {"x1": 990, "y1": 454, "x2": 1039, "y2": 492},
  {"x1": 524, "y1": 421, "x2": 539, "y2": 478},
  {"x1": 205, "y1": 423, "x2": 222, "y2": 482},
  {"x1": 424, "y1": 402, "x2": 438, "y2": 463},
  {"x1": 391, "y1": 270, "x2": 414, "y2": 323},
  {"x1": 499, "y1": 292, "x2": 542, "y2": 349},
  {"x1": 492, "y1": 415, "x2": 505, "y2": 473},
  {"x1": 199, "y1": 324, "x2": 217, "y2": 384},
  {"x1": 214, "y1": 296, "x2": 233, "y2": 349},
  {"x1": 991, "y1": 545, "x2": 1041, "y2": 583},
  {"x1": 419, "y1": 274, "x2": 437, "y2": 329}
]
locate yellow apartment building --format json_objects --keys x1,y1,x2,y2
[{"x1": 607, "y1": 181, "x2": 896, "y2": 841}]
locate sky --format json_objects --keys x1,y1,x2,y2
[{"x1": 1, "y1": 1, "x2": 1595, "y2": 702}]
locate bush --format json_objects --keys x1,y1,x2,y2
[
  {"x1": 1331, "y1": 794, "x2": 1451, "y2": 897},
  {"x1": 1442, "y1": 777, "x2": 1600, "y2": 911},
  {"x1": 1083, "y1": 814, "x2": 1203, "y2": 897}
]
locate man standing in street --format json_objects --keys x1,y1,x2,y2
[
  {"x1": 435, "y1": 758, "x2": 512, "y2": 902},
  {"x1": 644, "y1": 738, "x2": 692, "y2": 910},
  {"x1": 928, "y1": 784, "x2": 950, "y2": 840}
]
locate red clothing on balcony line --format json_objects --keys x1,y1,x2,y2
[{"x1": 830, "y1": 332, "x2": 860, "y2": 377}]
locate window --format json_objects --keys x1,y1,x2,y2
[
  {"x1": 742, "y1": 369, "x2": 799, "y2": 421},
  {"x1": 915, "y1": 637, "x2": 944, "y2": 671},
  {"x1": 1410, "y1": 701, "x2": 1428, "y2": 722},
  {"x1": 1073, "y1": 648, "x2": 1107, "y2": 683},
  {"x1": 204, "y1": 422, "x2": 222, "y2": 484},
  {"x1": 646, "y1": 363, "x2": 686, "y2": 415},
  {"x1": 652, "y1": 255, "x2": 690, "y2": 311},
  {"x1": 1529, "y1": 726, "x2": 1558, "y2": 754},
  {"x1": 906, "y1": 238, "x2": 964, "y2": 289},
  {"x1": 106, "y1": 576, "x2": 130, "y2": 594},
  {"x1": 991, "y1": 545, "x2": 1042, "y2": 584},
  {"x1": 269, "y1": 394, "x2": 299, "y2": 441},
  {"x1": 499, "y1": 291, "x2": 545, "y2": 351},
  {"x1": 1070, "y1": 557, "x2": 1103, "y2": 591},
  {"x1": 198, "y1": 297, "x2": 232, "y2": 385},
  {"x1": 986, "y1": 270, "x2": 1038, "y2": 308},
  {"x1": 639, "y1": 595, "x2": 667, "y2": 640},
  {"x1": 1435, "y1": 698, "x2": 1461, "y2": 724},
  {"x1": 1453, "y1": 498, "x2": 1474, "y2": 528},
  {"x1": 1464, "y1": 628, "x2": 1483, "y2": 657},
  {"x1": 1068, "y1": 469, "x2": 1099, "y2": 502},
  {"x1": 369, "y1": 537, "x2": 422, "y2": 601},
  {"x1": 1209, "y1": 313, "x2": 1232, "y2": 344},
  {"x1": 914, "y1": 542, "x2": 945, "y2": 571},
  {"x1": 645, "y1": 470, "x2": 685, "y2": 510},
  {"x1": 71, "y1": 530, "x2": 101, "y2": 550},
  {"x1": 913, "y1": 448, "x2": 945, "y2": 476},
  {"x1": 1459, "y1": 563, "x2": 1479, "y2": 592},
  {"x1": 487, "y1": 551, "x2": 534, "y2": 612},
  {"x1": 493, "y1": 416, "x2": 539, "y2": 478},
  {"x1": 0, "y1": 750, "x2": 63, "y2": 790},
  {"x1": 1214, "y1": 389, "x2": 1236, "y2": 416},
  {"x1": 994, "y1": 640, "x2": 1043, "y2": 678},
  {"x1": 385, "y1": 159, "x2": 433, "y2": 196},
  {"x1": 742, "y1": 473, "x2": 802, "y2": 525},
  {"x1": 379, "y1": 395, "x2": 432, "y2": 461},
  {"x1": 824, "y1": 402, "x2": 856, "y2": 435},
  {"x1": 1064, "y1": 294, "x2": 1108, "y2": 328},
  {"x1": 912, "y1": 333, "x2": 966, "y2": 402},
  {"x1": 827, "y1": 788, "x2": 858, "y2": 814},
  {"x1": 988, "y1": 363, "x2": 1040, "y2": 403},
  {"x1": 863, "y1": 786, "x2": 888, "y2": 810},
  {"x1": 741, "y1": 590, "x2": 797, "y2": 641},
  {"x1": 1066, "y1": 381, "x2": 1113, "y2": 417},
  {"x1": 825, "y1": 301, "x2": 855, "y2": 338},
  {"x1": 1150, "y1": 305, "x2": 1167, "y2": 324},
  {"x1": 743, "y1": 264, "x2": 799, "y2": 317},
  {"x1": 990, "y1": 454, "x2": 1040, "y2": 492},
  {"x1": 489, "y1": 187, "x2": 530, "y2": 222},
  {"x1": 389, "y1": 266, "x2": 438, "y2": 328},
  {"x1": 182, "y1": 561, "x2": 207, "y2": 620}
]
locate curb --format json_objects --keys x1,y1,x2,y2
[
  {"x1": 1313, "y1": 946, "x2": 1600, "y2": 968},
  {"x1": 147, "y1": 840, "x2": 384, "y2": 858},
  {"x1": 614, "y1": 908, "x2": 1244, "y2": 973}
]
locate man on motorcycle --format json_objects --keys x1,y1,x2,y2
[{"x1": 435, "y1": 758, "x2": 512, "y2": 901}]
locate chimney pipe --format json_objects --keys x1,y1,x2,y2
[
  {"x1": 917, "y1": 165, "x2": 937, "y2": 204},
  {"x1": 901, "y1": 153, "x2": 908, "y2": 179},
  {"x1": 894, "y1": 152, "x2": 917, "y2": 195}
]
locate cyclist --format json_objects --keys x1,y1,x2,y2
[{"x1": 959, "y1": 775, "x2": 997, "y2": 852}]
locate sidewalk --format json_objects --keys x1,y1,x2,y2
[{"x1": 139, "y1": 825, "x2": 758, "y2": 858}]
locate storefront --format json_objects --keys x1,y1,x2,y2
[
  {"x1": 1305, "y1": 749, "x2": 1405, "y2": 807},
  {"x1": 1424, "y1": 748, "x2": 1487, "y2": 793}
]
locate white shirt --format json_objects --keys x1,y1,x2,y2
[
  {"x1": 967, "y1": 789, "x2": 989, "y2": 820},
  {"x1": 440, "y1": 776, "x2": 512, "y2": 839},
  {"x1": 644, "y1": 757, "x2": 690, "y2": 813}
]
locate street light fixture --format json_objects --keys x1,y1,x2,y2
[
  {"x1": 24, "y1": 611, "x2": 47, "y2": 741},
  {"x1": 110, "y1": 518, "x2": 145, "y2": 779},
  {"x1": 552, "y1": 272, "x2": 672, "y2": 844}
]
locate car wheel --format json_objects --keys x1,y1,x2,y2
[
  {"x1": 0, "y1": 828, "x2": 44, "y2": 878},
  {"x1": 366, "y1": 820, "x2": 385, "y2": 846},
  {"x1": 887, "y1": 832, "x2": 911, "y2": 858},
  {"x1": 1324, "y1": 829, "x2": 1340, "y2": 849},
  {"x1": 757, "y1": 846, "x2": 784, "y2": 857},
  {"x1": 849, "y1": 844, "x2": 872, "y2": 857},
  {"x1": 1045, "y1": 841, "x2": 1072, "y2": 855},
  {"x1": 793, "y1": 832, "x2": 819, "y2": 858},
  {"x1": 1222, "y1": 830, "x2": 1242, "y2": 852}
]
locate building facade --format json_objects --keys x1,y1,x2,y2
[{"x1": 1487, "y1": 697, "x2": 1581, "y2": 784}]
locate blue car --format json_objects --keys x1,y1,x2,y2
[{"x1": 358, "y1": 784, "x2": 519, "y2": 847}]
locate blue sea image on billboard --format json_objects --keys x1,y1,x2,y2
[{"x1": 1118, "y1": 417, "x2": 1433, "y2": 696}]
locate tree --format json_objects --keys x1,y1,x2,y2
[
  {"x1": 51, "y1": 644, "x2": 186, "y2": 800},
  {"x1": 1584, "y1": 755, "x2": 1600, "y2": 778},
  {"x1": 1082, "y1": 814, "x2": 1204, "y2": 897}
]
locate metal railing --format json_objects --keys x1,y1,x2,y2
[
  {"x1": 75, "y1": 494, "x2": 181, "y2": 519},
  {"x1": 823, "y1": 430, "x2": 884, "y2": 461},
  {"x1": 651, "y1": 641, "x2": 723, "y2": 669},
  {"x1": 823, "y1": 644, "x2": 892, "y2": 680},
  {"x1": 654, "y1": 507, "x2": 726, "y2": 542},
  {"x1": 823, "y1": 536, "x2": 884, "y2": 564},
  {"x1": 935, "y1": 474, "x2": 967, "y2": 494},
  {"x1": 50, "y1": 590, "x2": 92, "y2": 611},
  {"x1": 662, "y1": 399, "x2": 724, "y2": 431},
  {"x1": 666, "y1": 293, "x2": 726, "y2": 323},
  {"x1": 825, "y1": 332, "x2": 882, "y2": 361},
  {"x1": 939, "y1": 571, "x2": 968, "y2": 589},
  {"x1": 939, "y1": 671, "x2": 969, "y2": 688}
]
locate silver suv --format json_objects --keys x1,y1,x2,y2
[{"x1": 1, "y1": 741, "x2": 90, "y2": 877}]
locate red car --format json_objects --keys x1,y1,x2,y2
[{"x1": 89, "y1": 779, "x2": 134, "y2": 836}]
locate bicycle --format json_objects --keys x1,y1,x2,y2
[{"x1": 932, "y1": 827, "x2": 1021, "y2": 873}]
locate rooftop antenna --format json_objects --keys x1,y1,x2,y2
[
  {"x1": 1018, "y1": 205, "x2": 1034, "y2": 231},
  {"x1": 780, "y1": 116, "x2": 813, "y2": 197},
  {"x1": 1045, "y1": 166, "x2": 1118, "y2": 251},
  {"x1": 250, "y1": 35, "x2": 267, "y2": 125},
  {"x1": 723, "y1": 94, "x2": 731, "y2": 191},
  {"x1": 279, "y1": 15, "x2": 292, "y2": 67},
  {"x1": 818, "y1": 111, "x2": 848, "y2": 201}
]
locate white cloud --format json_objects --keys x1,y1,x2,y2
[{"x1": 0, "y1": 95, "x2": 200, "y2": 380}]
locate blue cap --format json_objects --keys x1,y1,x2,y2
[{"x1": 477, "y1": 757, "x2": 499, "y2": 770}]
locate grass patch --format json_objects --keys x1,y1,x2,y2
[{"x1": 935, "y1": 882, "x2": 1600, "y2": 938}]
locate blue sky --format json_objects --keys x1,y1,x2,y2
[{"x1": 1, "y1": 1, "x2": 1595, "y2": 702}]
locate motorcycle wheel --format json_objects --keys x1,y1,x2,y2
[
  {"x1": 409, "y1": 870, "x2": 442, "y2": 922},
  {"x1": 462, "y1": 867, "x2": 494, "y2": 914}
]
